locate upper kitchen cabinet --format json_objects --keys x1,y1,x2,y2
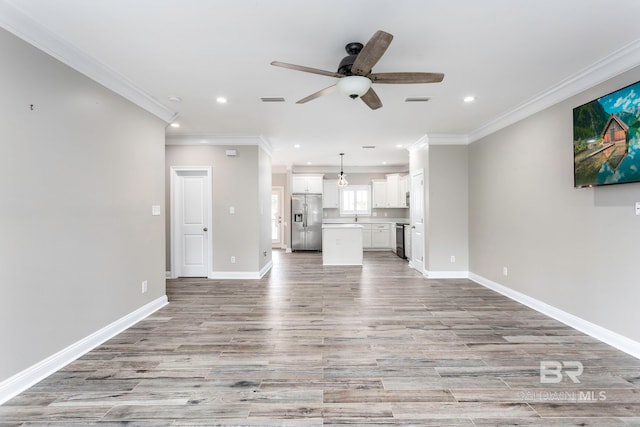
[
  {"x1": 373, "y1": 174, "x2": 409, "y2": 208},
  {"x1": 323, "y1": 179, "x2": 339, "y2": 208},
  {"x1": 387, "y1": 173, "x2": 410, "y2": 208},
  {"x1": 386, "y1": 174, "x2": 401, "y2": 208},
  {"x1": 372, "y1": 179, "x2": 387, "y2": 208},
  {"x1": 292, "y1": 174, "x2": 324, "y2": 194}
]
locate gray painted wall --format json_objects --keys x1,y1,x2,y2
[
  {"x1": 165, "y1": 145, "x2": 270, "y2": 274},
  {"x1": 469, "y1": 66, "x2": 640, "y2": 342},
  {"x1": 0, "y1": 28, "x2": 166, "y2": 382}
]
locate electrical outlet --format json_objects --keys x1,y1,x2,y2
[
  {"x1": 231, "y1": 256, "x2": 236, "y2": 264},
  {"x1": 263, "y1": 251, "x2": 267, "y2": 257},
  {"x1": 503, "y1": 267, "x2": 508, "y2": 276},
  {"x1": 141, "y1": 280, "x2": 148, "y2": 294},
  {"x1": 636, "y1": 202, "x2": 640, "y2": 215},
  {"x1": 450, "y1": 255, "x2": 455, "y2": 263}
]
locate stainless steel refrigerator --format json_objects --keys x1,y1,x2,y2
[{"x1": 291, "y1": 193, "x2": 322, "y2": 251}]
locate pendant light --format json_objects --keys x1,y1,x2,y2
[{"x1": 337, "y1": 153, "x2": 348, "y2": 188}]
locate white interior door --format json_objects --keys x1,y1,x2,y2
[
  {"x1": 272, "y1": 187, "x2": 284, "y2": 247},
  {"x1": 410, "y1": 169, "x2": 425, "y2": 274},
  {"x1": 172, "y1": 168, "x2": 211, "y2": 277}
]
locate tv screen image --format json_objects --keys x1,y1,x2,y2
[{"x1": 573, "y1": 80, "x2": 640, "y2": 188}]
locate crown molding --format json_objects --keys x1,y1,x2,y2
[
  {"x1": 166, "y1": 134, "x2": 273, "y2": 156},
  {"x1": 0, "y1": 0, "x2": 175, "y2": 123},
  {"x1": 407, "y1": 134, "x2": 429, "y2": 152},
  {"x1": 292, "y1": 165, "x2": 409, "y2": 174},
  {"x1": 427, "y1": 134, "x2": 470, "y2": 146},
  {"x1": 469, "y1": 38, "x2": 640, "y2": 143}
]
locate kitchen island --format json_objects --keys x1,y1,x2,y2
[{"x1": 321, "y1": 224, "x2": 364, "y2": 265}]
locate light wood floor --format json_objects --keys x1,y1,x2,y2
[{"x1": 2, "y1": 251, "x2": 640, "y2": 426}]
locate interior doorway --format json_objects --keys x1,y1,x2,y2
[
  {"x1": 170, "y1": 166, "x2": 212, "y2": 278},
  {"x1": 272, "y1": 186, "x2": 284, "y2": 248},
  {"x1": 410, "y1": 169, "x2": 425, "y2": 274}
]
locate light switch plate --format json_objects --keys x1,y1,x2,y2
[
  {"x1": 151, "y1": 205, "x2": 161, "y2": 216},
  {"x1": 230, "y1": 206, "x2": 235, "y2": 214}
]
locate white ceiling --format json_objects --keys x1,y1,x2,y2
[{"x1": 3, "y1": 0, "x2": 640, "y2": 169}]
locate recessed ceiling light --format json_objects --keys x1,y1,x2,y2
[
  {"x1": 464, "y1": 96, "x2": 476, "y2": 103},
  {"x1": 382, "y1": 161, "x2": 387, "y2": 165},
  {"x1": 294, "y1": 144, "x2": 300, "y2": 148},
  {"x1": 168, "y1": 96, "x2": 182, "y2": 103},
  {"x1": 396, "y1": 144, "x2": 403, "y2": 148},
  {"x1": 307, "y1": 162, "x2": 312, "y2": 165},
  {"x1": 216, "y1": 97, "x2": 227, "y2": 104},
  {"x1": 170, "y1": 122, "x2": 180, "y2": 128}
]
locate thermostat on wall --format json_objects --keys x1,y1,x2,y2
[{"x1": 225, "y1": 149, "x2": 237, "y2": 157}]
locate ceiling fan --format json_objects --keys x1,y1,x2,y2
[{"x1": 271, "y1": 30, "x2": 444, "y2": 110}]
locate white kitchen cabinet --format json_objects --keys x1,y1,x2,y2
[
  {"x1": 372, "y1": 179, "x2": 387, "y2": 208},
  {"x1": 399, "y1": 175, "x2": 409, "y2": 207},
  {"x1": 371, "y1": 223, "x2": 391, "y2": 248},
  {"x1": 322, "y1": 179, "x2": 339, "y2": 208},
  {"x1": 361, "y1": 224, "x2": 372, "y2": 248},
  {"x1": 292, "y1": 174, "x2": 324, "y2": 194},
  {"x1": 385, "y1": 173, "x2": 410, "y2": 208},
  {"x1": 386, "y1": 174, "x2": 400, "y2": 207}
]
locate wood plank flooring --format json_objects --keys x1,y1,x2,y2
[{"x1": 2, "y1": 251, "x2": 640, "y2": 425}]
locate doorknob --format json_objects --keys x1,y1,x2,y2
[{"x1": 203, "y1": 227, "x2": 208, "y2": 232}]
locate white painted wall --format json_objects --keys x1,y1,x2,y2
[
  {"x1": 0, "y1": 28, "x2": 166, "y2": 382},
  {"x1": 469, "y1": 66, "x2": 640, "y2": 343}
]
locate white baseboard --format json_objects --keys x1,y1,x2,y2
[
  {"x1": 165, "y1": 271, "x2": 173, "y2": 279},
  {"x1": 469, "y1": 273, "x2": 640, "y2": 360},
  {"x1": 209, "y1": 261, "x2": 273, "y2": 280},
  {"x1": 0, "y1": 295, "x2": 168, "y2": 405},
  {"x1": 425, "y1": 270, "x2": 470, "y2": 279}
]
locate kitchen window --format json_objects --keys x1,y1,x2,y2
[{"x1": 340, "y1": 185, "x2": 371, "y2": 216}]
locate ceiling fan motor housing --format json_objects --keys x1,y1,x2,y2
[{"x1": 337, "y1": 42, "x2": 365, "y2": 76}]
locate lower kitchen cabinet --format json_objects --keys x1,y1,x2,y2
[
  {"x1": 371, "y1": 223, "x2": 391, "y2": 248},
  {"x1": 361, "y1": 224, "x2": 372, "y2": 248}
]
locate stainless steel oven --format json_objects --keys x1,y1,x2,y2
[{"x1": 395, "y1": 223, "x2": 408, "y2": 259}]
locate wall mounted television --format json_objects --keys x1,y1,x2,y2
[{"x1": 573, "y1": 80, "x2": 640, "y2": 188}]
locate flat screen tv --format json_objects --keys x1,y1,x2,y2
[{"x1": 573, "y1": 80, "x2": 640, "y2": 188}]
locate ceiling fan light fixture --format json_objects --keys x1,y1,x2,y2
[{"x1": 337, "y1": 76, "x2": 371, "y2": 99}]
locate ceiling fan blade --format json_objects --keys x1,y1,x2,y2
[
  {"x1": 351, "y1": 30, "x2": 393, "y2": 75},
  {"x1": 369, "y1": 72, "x2": 445, "y2": 84},
  {"x1": 360, "y1": 88, "x2": 382, "y2": 110},
  {"x1": 271, "y1": 61, "x2": 344, "y2": 78},
  {"x1": 296, "y1": 85, "x2": 337, "y2": 104}
]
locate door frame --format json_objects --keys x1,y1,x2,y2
[
  {"x1": 272, "y1": 186, "x2": 285, "y2": 249},
  {"x1": 170, "y1": 166, "x2": 213, "y2": 278}
]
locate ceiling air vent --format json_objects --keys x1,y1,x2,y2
[
  {"x1": 261, "y1": 97, "x2": 285, "y2": 102},
  {"x1": 362, "y1": 145, "x2": 376, "y2": 149},
  {"x1": 405, "y1": 96, "x2": 431, "y2": 103}
]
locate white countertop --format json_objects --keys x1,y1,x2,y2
[
  {"x1": 322, "y1": 224, "x2": 364, "y2": 229},
  {"x1": 322, "y1": 218, "x2": 409, "y2": 224}
]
